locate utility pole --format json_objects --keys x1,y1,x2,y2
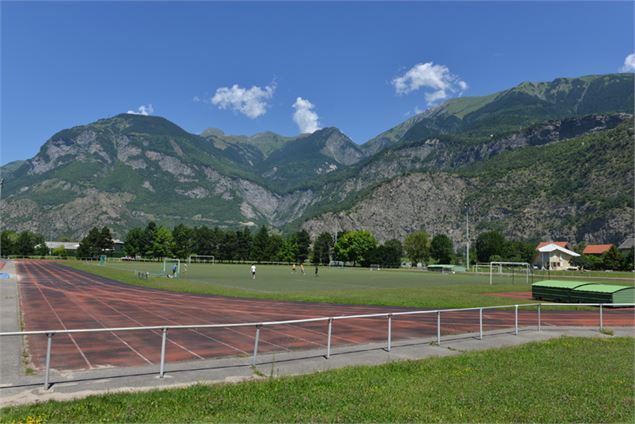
[{"x1": 465, "y1": 203, "x2": 470, "y2": 272}]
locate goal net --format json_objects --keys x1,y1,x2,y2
[
  {"x1": 163, "y1": 258, "x2": 181, "y2": 277},
  {"x1": 370, "y1": 264, "x2": 381, "y2": 271},
  {"x1": 188, "y1": 255, "x2": 215, "y2": 264},
  {"x1": 489, "y1": 261, "x2": 531, "y2": 285}
]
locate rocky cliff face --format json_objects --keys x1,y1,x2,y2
[{"x1": 302, "y1": 173, "x2": 470, "y2": 243}]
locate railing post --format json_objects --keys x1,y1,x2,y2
[
  {"x1": 436, "y1": 311, "x2": 441, "y2": 345},
  {"x1": 326, "y1": 318, "x2": 333, "y2": 359},
  {"x1": 43, "y1": 333, "x2": 53, "y2": 390},
  {"x1": 599, "y1": 304, "x2": 604, "y2": 331},
  {"x1": 537, "y1": 303, "x2": 541, "y2": 332},
  {"x1": 514, "y1": 305, "x2": 519, "y2": 335},
  {"x1": 252, "y1": 325, "x2": 261, "y2": 366},
  {"x1": 479, "y1": 308, "x2": 483, "y2": 340},
  {"x1": 387, "y1": 314, "x2": 392, "y2": 352},
  {"x1": 159, "y1": 327, "x2": 168, "y2": 378}
]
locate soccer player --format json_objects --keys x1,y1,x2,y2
[{"x1": 251, "y1": 264, "x2": 256, "y2": 280}]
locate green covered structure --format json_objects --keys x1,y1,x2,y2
[
  {"x1": 569, "y1": 284, "x2": 635, "y2": 304},
  {"x1": 531, "y1": 280, "x2": 592, "y2": 302}
]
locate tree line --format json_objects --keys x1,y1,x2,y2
[{"x1": 2, "y1": 226, "x2": 632, "y2": 271}]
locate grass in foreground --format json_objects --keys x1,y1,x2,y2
[
  {"x1": 2, "y1": 337, "x2": 633, "y2": 423},
  {"x1": 61, "y1": 261, "x2": 543, "y2": 309}
]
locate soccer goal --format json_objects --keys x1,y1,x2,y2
[
  {"x1": 188, "y1": 255, "x2": 215, "y2": 264},
  {"x1": 489, "y1": 261, "x2": 531, "y2": 285},
  {"x1": 370, "y1": 264, "x2": 381, "y2": 271},
  {"x1": 163, "y1": 258, "x2": 181, "y2": 277}
]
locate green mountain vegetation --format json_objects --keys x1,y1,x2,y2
[
  {"x1": 1, "y1": 73, "x2": 633, "y2": 245},
  {"x1": 380, "y1": 73, "x2": 634, "y2": 146}
]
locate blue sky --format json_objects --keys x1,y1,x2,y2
[{"x1": 2, "y1": 1, "x2": 633, "y2": 165}]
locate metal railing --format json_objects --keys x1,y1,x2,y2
[{"x1": 0, "y1": 302, "x2": 632, "y2": 390}]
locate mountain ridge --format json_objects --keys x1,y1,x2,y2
[{"x1": 2, "y1": 73, "x2": 633, "y2": 245}]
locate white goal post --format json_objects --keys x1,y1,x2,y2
[
  {"x1": 188, "y1": 255, "x2": 215, "y2": 264},
  {"x1": 489, "y1": 261, "x2": 530, "y2": 285},
  {"x1": 163, "y1": 258, "x2": 181, "y2": 277},
  {"x1": 370, "y1": 264, "x2": 381, "y2": 271}
]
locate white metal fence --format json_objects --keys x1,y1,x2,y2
[{"x1": 1, "y1": 302, "x2": 632, "y2": 390}]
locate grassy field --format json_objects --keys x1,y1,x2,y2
[
  {"x1": 2, "y1": 337, "x2": 632, "y2": 423},
  {"x1": 59, "y1": 260, "x2": 633, "y2": 309}
]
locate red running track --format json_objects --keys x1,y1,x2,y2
[{"x1": 15, "y1": 261, "x2": 635, "y2": 372}]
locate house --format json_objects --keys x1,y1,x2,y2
[
  {"x1": 533, "y1": 242, "x2": 580, "y2": 271},
  {"x1": 618, "y1": 237, "x2": 634, "y2": 251},
  {"x1": 582, "y1": 244, "x2": 614, "y2": 256}
]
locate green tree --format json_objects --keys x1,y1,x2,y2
[
  {"x1": 276, "y1": 237, "x2": 298, "y2": 263},
  {"x1": 124, "y1": 227, "x2": 146, "y2": 257},
  {"x1": 334, "y1": 230, "x2": 377, "y2": 266},
  {"x1": 148, "y1": 226, "x2": 174, "y2": 259},
  {"x1": 15, "y1": 231, "x2": 37, "y2": 256},
  {"x1": 295, "y1": 230, "x2": 311, "y2": 263},
  {"x1": 235, "y1": 227, "x2": 253, "y2": 261},
  {"x1": 404, "y1": 231, "x2": 431, "y2": 265},
  {"x1": 142, "y1": 222, "x2": 158, "y2": 257},
  {"x1": 268, "y1": 233, "x2": 284, "y2": 261},
  {"x1": 602, "y1": 246, "x2": 622, "y2": 270},
  {"x1": 363, "y1": 239, "x2": 403, "y2": 267},
  {"x1": 620, "y1": 248, "x2": 634, "y2": 271},
  {"x1": 475, "y1": 231, "x2": 505, "y2": 263},
  {"x1": 311, "y1": 232, "x2": 334, "y2": 265},
  {"x1": 219, "y1": 230, "x2": 238, "y2": 260},
  {"x1": 251, "y1": 226, "x2": 271, "y2": 263},
  {"x1": 503, "y1": 240, "x2": 535, "y2": 262},
  {"x1": 52, "y1": 245, "x2": 67, "y2": 258},
  {"x1": 77, "y1": 227, "x2": 102, "y2": 258},
  {"x1": 98, "y1": 227, "x2": 114, "y2": 253},
  {"x1": 1, "y1": 230, "x2": 17, "y2": 256},
  {"x1": 172, "y1": 224, "x2": 194, "y2": 259},
  {"x1": 430, "y1": 235, "x2": 454, "y2": 264},
  {"x1": 193, "y1": 226, "x2": 218, "y2": 257}
]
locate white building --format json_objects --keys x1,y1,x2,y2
[{"x1": 533, "y1": 243, "x2": 580, "y2": 271}]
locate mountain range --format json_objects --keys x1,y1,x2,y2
[{"x1": 2, "y1": 73, "x2": 633, "y2": 246}]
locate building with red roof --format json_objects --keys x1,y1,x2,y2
[
  {"x1": 535, "y1": 241, "x2": 571, "y2": 250},
  {"x1": 582, "y1": 244, "x2": 614, "y2": 255}
]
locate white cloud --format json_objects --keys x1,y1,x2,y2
[
  {"x1": 127, "y1": 104, "x2": 154, "y2": 116},
  {"x1": 211, "y1": 84, "x2": 275, "y2": 118},
  {"x1": 192, "y1": 96, "x2": 201, "y2": 102},
  {"x1": 292, "y1": 97, "x2": 320, "y2": 134},
  {"x1": 620, "y1": 53, "x2": 635, "y2": 72},
  {"x1": 392, "y1": 62, "x2": 468, "y2": 105}
]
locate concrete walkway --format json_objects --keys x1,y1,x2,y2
[
  {"x1": 1, "y1": 326, "x2": 632, "y2": 407},
  {"x1": 0, "y1": 261, "x2": 23, "y2": 389}
]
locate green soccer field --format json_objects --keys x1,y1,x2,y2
[{"x1": 64, "y1": 260, "x2": 633, "y2": 308}]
